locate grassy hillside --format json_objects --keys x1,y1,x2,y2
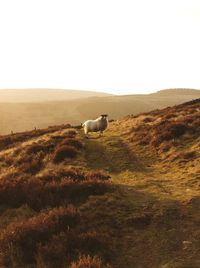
[
  {"x1": 0, "y1": 88, "x2": 200, "y2": 134},
  {"x1": 0, "y1": 99, "x2": 200, "y2": 267},
  {"x1": 106, "y1": 98, "x2": 200, "y2": 267},
  {"x1": 0, "y1": 126, "x2": 112, "y2": 268}
]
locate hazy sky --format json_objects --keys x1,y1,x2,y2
[{"x1": 0, "y1": 0, "x2": 200, "y2": 95}]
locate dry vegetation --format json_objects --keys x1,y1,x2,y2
[
  {"x1": 130, "y1": 100, "x2": 200, "y2": 149},
  {"x1": 104, "y1": 99, "x2": 200, "y2": 267},
  {"x1": 0, "y1": 124, "x2": 71, "y2": 151},
  {"x1": 69, "y1": 255, "x2": 112, "y2": 268},
  {"x1": 124, "y1": 99, "x2": 200, "y2": 171},
  {"x1": 0, "y1": 127, "x2": 112, "y2": 268},
  {"x1": 1, "y1": 99, "x2": 200, "y2": 267}
]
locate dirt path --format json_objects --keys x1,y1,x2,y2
[
  {"x1": 79, "y1": 131, "x2": 160, "y2": 267},
  {"x1": 79, "y1": 130, "x2": 200, "y2": 268}
]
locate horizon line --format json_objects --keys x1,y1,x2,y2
[{"x1": 0, "y1": 87, "x2": 199, "y2": 96}]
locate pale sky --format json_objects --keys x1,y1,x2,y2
[{"x1": 0, "y1": 0, "x2": 200, "y2": 95}]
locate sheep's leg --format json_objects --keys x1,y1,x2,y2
[
  {"x1": 99, "y1": 131, "x2": 103, "y2": 137},
  {"x1": 85, "y1": 131, "x2": 90, "y2": 139},
  {"x1": 85, "y1": 132, "x2": 89, "y2": 139},
  {"x1": 83, "y1": 127, "x2": 89, "y2": 138}
]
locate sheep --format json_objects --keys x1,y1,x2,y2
[{"x1": 82, "y1": 114, "x2": 108, "y2": 138}]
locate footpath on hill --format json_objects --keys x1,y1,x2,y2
[{"x1": 79, "y1": 128, "x2": 200, "y2": 268}]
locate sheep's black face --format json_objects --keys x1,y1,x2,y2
[{"x1": 101, "y1": 114, "x2": 108, "y2": 119}]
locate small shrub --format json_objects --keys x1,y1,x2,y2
[
  {"x1": 39, "y1": 169, "x2": 110, "y2": 183},
  {"x1": 167, "y1": 123, "x2": 189, "y2": 138},
  {"x1": 36, "y1": 231, "x2": 109, "y2": 268},
  {"x1": 26, "y1": 144, "x2": 46, "y2": 154},
  {"x1": 143, "y1": 117, "x2": 154, "y2": 123},
  {"x1": 87, "y1": 172, "x2": 110, "y2": 181},
  {"x1": 0, "y1": 206, "x2": 79, "y2": 265},
  {"x1": 182, "y1": 151, "x2": 197, "y2": 159},
  {"x1": 159, "y1": 141, "x2": 173, "y2": 153},
  {"x1": 0, "y1": 167, "x2": 110, "y2": 210},
  {"x1": 77, "y1": 231, "x2": 107, "y2": 257},
  {"x1": 131, "y1": 117, "x2": 193, "y2": 149},
  {"x1": 60, "y1": 138, "x2": 84, "y2": 150},
  {"x1": 69, "y1": 255, "x2": 112, "y2": 268},
  {"x1": 174, "y1": 151, "x2": 197, "y2": 161},
  {"x1": 0, "y1": 136, "x2": 12, "y2": 150},
  {"x1": 163, "y1": 113, "x2": 176, "y2": 120},
  {"x1": 3, "y1": 156, "x2": 13, "y2": 166},
  {"x1": 39, "y1": 167, "x2": 86, "y2": 182},
  {"x1": 36, "y1": 232, "x2": 73, "y2": 268},
  {"x1": 65, "y1": 129, "x2": 77, "y2": 137},
  {"x1": 20, "y1": 157, "x2": 43, "y2": 174},
  {"x1": 53, "y1": 145, "x2": 78, "y2": 163}
]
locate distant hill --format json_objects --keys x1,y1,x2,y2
[
  {"x1": 0, "y1": 88, "x2": 200, "y2": 134},
  {"x1": 0, "y1": 89, "x2": 111, "y2": 102},
  {"x1": 151, "y1": 88, "x2": 200, "y2": 95},
  {"x1": 75, "y1": 88, "x2": 200, "y2": 119}
]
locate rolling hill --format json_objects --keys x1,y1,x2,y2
[
  {"x1": 0, "y1": 88, "x2": 200, "y2": 135},
  {"x1": 0, "y1": 99, "x2": 200, "y2": 267},
  {"x1": 0, "y1": 89, "x2": 111, "y2": 102}
]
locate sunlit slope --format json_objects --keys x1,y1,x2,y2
[
  {"x1": 109, "y1": 98, "x2": 200, "y2": 198},
  {"x1": 0, "y1": 88, "x2": 200, "y2": 135},
  {"x1": 96, "y1": 99, "x2": 200, "y2": 267},
  {"x1": 0, "y1": 125, "x2": 112, "y2": 268},
  {"x1": 0, "y1": 99, "x2": 200, "y2": 267}
]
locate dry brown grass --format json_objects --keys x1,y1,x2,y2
[
  {"x1": 39, "y1": 167, "x2": 110, "y2": 182},
  {"x1": 1, "y1": 99, "x2": 200, "y2": 268},
  {"x1": 0, "y1": 125, "x2": 112, "y2": 268},
  {"x1": 0, "y1": 123, "x2": 114, "y2": 266},
  {"x1": 0, "y1": 206, "x2": 79, "y2": 266},
  {"x1": 65, "y1": 129, "x2": 78, "y2": 137},
  {"x1": 59, "y1": 137, "x2": 84, "y2": 150},
  {"x1": 52, "y1": 145, "x2": 79, "y2": 163},
  {"x1": 69, "y1": 255, "x2": 112, "y2": 268},
  {"x1": 50, "y1": 132, "x2": 84, "y2": 164},
  {"x1": 0, "y1": 172, "x2": 111, "y2": 267},
  {"x1": 0, "y1": 124, "x2": 71, "y2": 150},
  {"x1": 36, "y1": 232, "x2": 109, "y2": 268},
  {"x1": 128, "y1": 100, "x2": 200, "y2": 153},
  {"x1": 0, "y1": 172, "x2": 110, "y2": 210}
]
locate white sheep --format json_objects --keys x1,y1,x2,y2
[{"x1": 82, "y1": 114, "x2": 108, "y2": 138}]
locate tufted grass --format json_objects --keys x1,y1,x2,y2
[{"x1": 0, "y1": 100, "x2": 200, "y2": 267}]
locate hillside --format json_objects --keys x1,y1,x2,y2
[
  {"x1": 0, "y1": 88, "x2": 200, "y2": 135},
  {"x1": 0, "y1": 99, "x2": 200, "y2": 267},
  {"x1": 0, "y1": 89, "x2": 111, "y2": 102}
]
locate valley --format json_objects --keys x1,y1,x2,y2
[{"x1": 0, "y1": 88, "x2": 200, "y2": 135}]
